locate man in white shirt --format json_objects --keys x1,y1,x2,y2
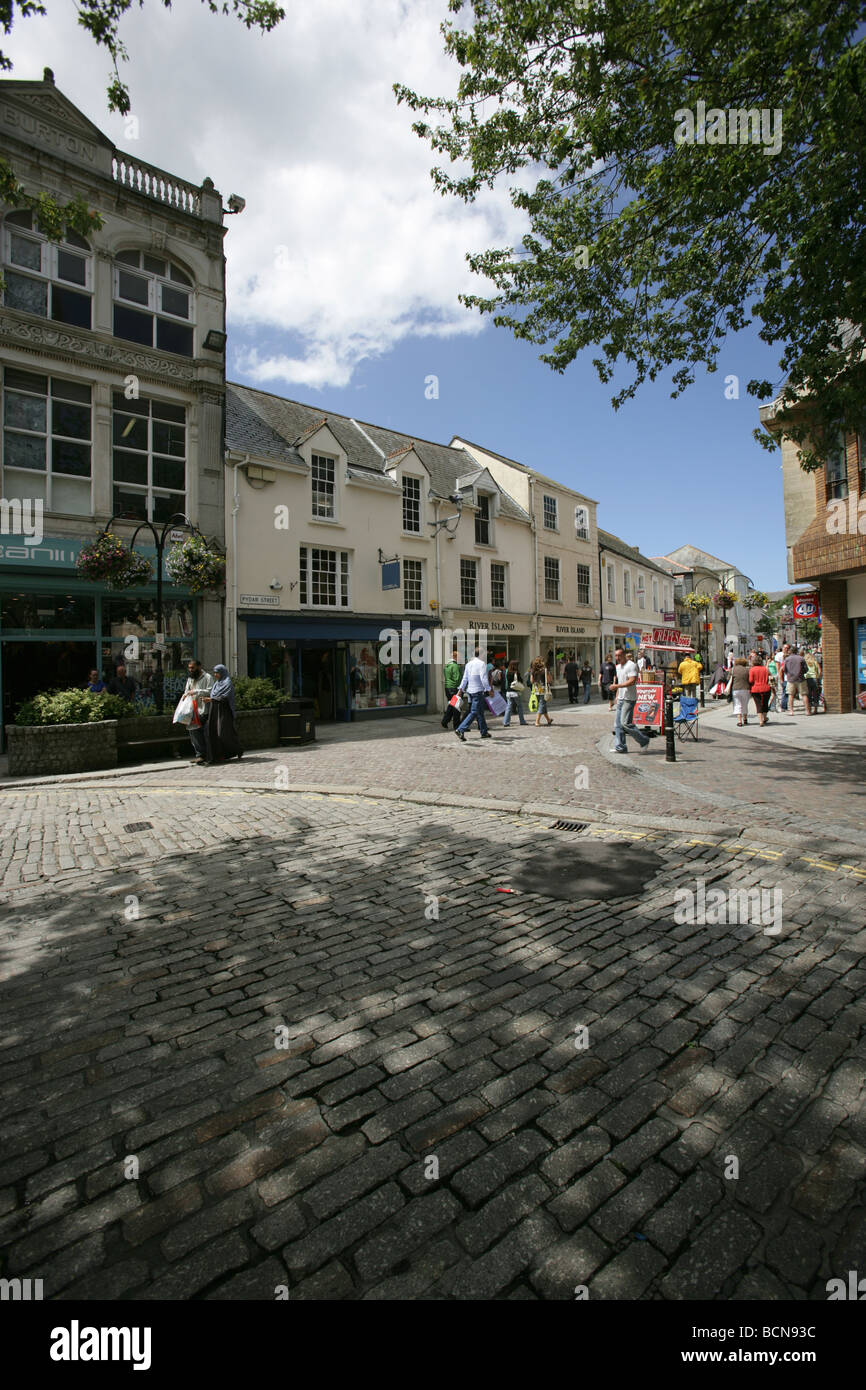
[
  {"x1": 610, "y1": 645, "x2": 650, "y2": 753},
  {"x1": 454, "y1": 647, "x2": 492, "y2": 741},
  {"x1": 183, "y1": 657, "x2": 214, "y2": 763}
]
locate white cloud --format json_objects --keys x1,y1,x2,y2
[{"x1": 4, "y1": 0, "x2": 527, "y2": 389}]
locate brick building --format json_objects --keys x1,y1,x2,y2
[{"x1": 761, "y1": 399, "x2": 866, "y2": 712}]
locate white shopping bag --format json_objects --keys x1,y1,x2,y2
[{"x1": 173, "y1": 693, "x2": 195, "y2": 725}]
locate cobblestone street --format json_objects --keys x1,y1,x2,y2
[{"x1": 1, "y1": 704, "x2": 866, "y2": 1300}]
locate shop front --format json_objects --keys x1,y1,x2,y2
[
  {"x1": 243, "y1": 613, "x2": 437, "y2": 721},
  {"x1": 0, "y1": 534, "x2": 196, "y2": 743},
  {"x1": 447, "y1": 615, "x2": 532, "y2": 678},
  {"x1": 541, "y1": 620, "x2": 601, "y2": 684}
]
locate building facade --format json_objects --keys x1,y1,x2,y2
[
  {"x1": 0, "y1": 73, "x2": 227, "y2": 733},
  {"x1": 225, "y1": 384, "x2": 533, "y2": 720},
  {"x1": 597, "y1": 530, "x2": 675, "y2": 665},
  {"x1": 762, "y1": 398, "x2": 866, "y2": 712},
  {"x1": 653, "y1": 546, "x2": 761, "y2": 668},
  {"x1": 450, "y1": 438, "x2": 601, "y2": 683}
]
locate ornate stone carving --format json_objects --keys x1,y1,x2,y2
[{"x1": 0, "y1": 313, "x2": 196, "y2": 383}]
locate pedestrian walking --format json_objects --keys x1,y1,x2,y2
[
  {"x1": 783, "y1": 645, "x2": 809, "y2": 715},
  {"x1": 454, "y1": 647, "x2": 492, "y2": 741},
  {"x1": 748, "y1": 653, "x2": 771, "y2": 726},
  {"x1": 502, "y1": 660, "x2": 527, "y2": 727},
  {"x1": 529, "y1": 657, "x2": 553, "y2": 727},
  {"x1": 727, "y1": 657, "x2": 751, "y2": 726},
  {"x1": 710, "y1": 660, "x2": 727, "y2": 699},
  {"x1": 600, "y1": 654, "x2": 617, "y2": 709},
  {"x1": 610, "y1": 646, "x2": 650, "y2": 753},
  {"x1": 778, "y1": 642, "x2": 791, "y2": 711},
  {"x1": 440, "y1": 646, "x2": 463, "y2": 729},
  {"x1": 805, "y1": 650, "x2": 822, "y2": 714},
  {"x1": 580, "y1": 661, "x2": 593, "y2": 704},
  {"x1": 204, "y1": 664, "x2": 243, "y2": 763},
  {"x1": 182, "y1": 657, "x2": 214, "y2": 764},
  {"x1": 766, "y1": 653, "x2": 779, "y2": 711},
  {"x1": 563, "y1": 654, "x2": 579, "y2": 704}
]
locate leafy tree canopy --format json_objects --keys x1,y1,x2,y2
[
  {"x1": 395, "y1": 0, "x2": 866, "y2": 471},
  {"x1": 0, "y1": 0, "x2": 284, "y2": 239}
]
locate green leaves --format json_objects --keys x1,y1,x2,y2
[{"x1": 397, "y1": 0, "x2": 866, "y2": 467}]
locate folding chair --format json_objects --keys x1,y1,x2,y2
[{"x1": 673, "y1": 695, "x2": 699, "y2": 741}]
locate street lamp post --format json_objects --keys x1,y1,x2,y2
[{"x1": 101, "y1": 512, "x2": 204, "y2": 714}]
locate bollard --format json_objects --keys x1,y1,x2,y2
[
  {"x1": 699, "y1": 675, "x2": 705, "y2": 708},
  {"x1": 665, "y1": 695, "x2": 676, "y2": 762}
]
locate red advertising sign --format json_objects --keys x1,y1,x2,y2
[
  {"x1": 634, "y1": 680, "x2": 664, "y2": 730},
  {"x1": 640, "y1": 628, "x2": 693, "y2": 651},
  {"x1": 792, "y1": 594, "x2": 821, "y2": 622}
]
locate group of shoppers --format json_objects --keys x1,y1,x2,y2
[
  {"x1": 716, "y1": 643, "x2": 823, "y2": 726},
  {"x1": 441, "y1": 647, "x2": 558, "y2": 740}
]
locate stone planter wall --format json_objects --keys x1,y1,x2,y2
[
  {"x1": 236, "y1": 707, "x2": 279, "y2": 749},
  {"x1": 116, "y1": 715, "x2": 188, "y2": 755},
  {"x1": 6, "y1": 721, "x2": 117, "y2": 777}
]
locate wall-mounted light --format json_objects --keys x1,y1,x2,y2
[{"x1": 203, "y1": 329, "x2": 227, "y2": 352}]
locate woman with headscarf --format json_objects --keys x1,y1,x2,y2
[{"x1": 204, "y1": 664, "x2": 243, "y2": 763}]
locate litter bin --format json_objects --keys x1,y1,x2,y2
[{"x1": 279, "y1": 698, "x2": 316, "y2": 745}]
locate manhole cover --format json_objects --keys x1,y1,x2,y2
[{"x1": 123, "y1": 822, "x2": 153, "y2": 833}]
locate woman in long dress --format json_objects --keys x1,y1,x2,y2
[{"x1": 205, "y1": 664, "x2": 243, "y2": 763}]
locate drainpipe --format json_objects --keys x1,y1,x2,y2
[
  {"x1": 598, "y1": 544, "x2": 605, "y2": 667},
  {"x1": 434, "y1": 496, "x2": 442, "y2": 645},
  {"x1": 228, "y1": 453, "x2": 247, "y2": 675},
  {"x1": 529, "y1": 476, "x2": 539, "y2": 660}
]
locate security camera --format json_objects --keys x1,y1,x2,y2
[
  {"x1": 227, "y1": 194, "x2": 246, "y2": 214},
  {"x1": 449, "y1": 492, "x2": 463, "y2": 505},
  {"x1": 269, "y1": 579, "x2": 283, "y2": 590}
]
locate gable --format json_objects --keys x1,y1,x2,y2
[{"x1": 0, "y1": 80, "x2": 114, "y2": 177}]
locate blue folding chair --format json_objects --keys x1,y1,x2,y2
[{"x1": 673, "y1": 695, "x2": 699, "y2": 741}]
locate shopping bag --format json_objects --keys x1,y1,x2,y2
[
  {"x1": 448, "y1": 693, "x2": 462, "y2": 708},
  {"x1": 485, "y1": 692, "x2": 507, "y2": 717},
  {"x1": 173, "y1": 693, "x2": 195, "y2": 726},
  {"x1": 528, "y1": 689, "x2": 539, "y2": 713}
]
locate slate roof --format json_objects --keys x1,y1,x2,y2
[
  {"x1": 597, "y1": 528, "x2": 671, "y2": 578},
  {"x1": 451, "y1": 435, "x2": 598, "y2": 506},
  {"x1": 226, "y1": 383, "x2": 531, "y2": 522}
]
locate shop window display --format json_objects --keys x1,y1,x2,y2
[{"x1": 349, "y1": 642, "x2": 424, "y2": 709}]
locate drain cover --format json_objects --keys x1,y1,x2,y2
[
  {"x1": 123, "y1": 822, "x2": 153, "y2": 833},
  {"x1": 549, "y1": 821, "x2": 588, "y2": 832}
]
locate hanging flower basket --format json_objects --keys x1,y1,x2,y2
[
  {"x1": 165, "y1": 535, "x2": 225, "y2": 593},
  {"x1": 682, "y1": 591, "x2": 711, "y2": 612},
  {"x1": 714, "y1": 590, "x2": 737, "y2": 610},
  {"x1": 742, "y1": 590, "x2": 769, "y2": 610},
  {"x1": 76, "y1": 533, "x2": 152, "y2": 589}
]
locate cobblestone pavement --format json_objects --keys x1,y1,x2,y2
[{"x1": 1, "y1": 777, "x2": 865, "y2": 1300}]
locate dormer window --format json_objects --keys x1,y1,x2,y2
[
  {"x1": 2, "y1": 210, "x2": 92, "y2": 328},
  {"x1": 113, "y1": 249, "x2": 194, "y2": 356}
]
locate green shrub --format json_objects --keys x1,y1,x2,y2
[
  {"x1": 234, "y1": 676, "x2": 282, "y2": 710},
  {"x1": 15, "y1": 688, "x2": 136, "y2": 726}
]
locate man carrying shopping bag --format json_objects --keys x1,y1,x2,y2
[{"x1": 179, "y1": 657, "x2": 214, "y2": 764}]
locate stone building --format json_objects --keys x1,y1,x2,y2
[
  {"x1": 224, "y1": 383, "x2": 533, "y2": 720},
  {"x1": 761, "y1": 396, "x2": 866, "y2": 712},
  {"x1": 0, "y1": 72, "x2": 228, "y2": 732},
  {"x1": 449, "y1": 437, "x2": 601, "y2": 684},
  {"x1": 597, "y1": 530, "x2": 675, "y2": 667}
]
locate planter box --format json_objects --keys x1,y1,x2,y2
[
  {"x1": 236, "y1": 707, "x2": 279, "y2": 749},
  {"x1": 6, "y1": 721, "x2": 117, "y2": 777}
]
